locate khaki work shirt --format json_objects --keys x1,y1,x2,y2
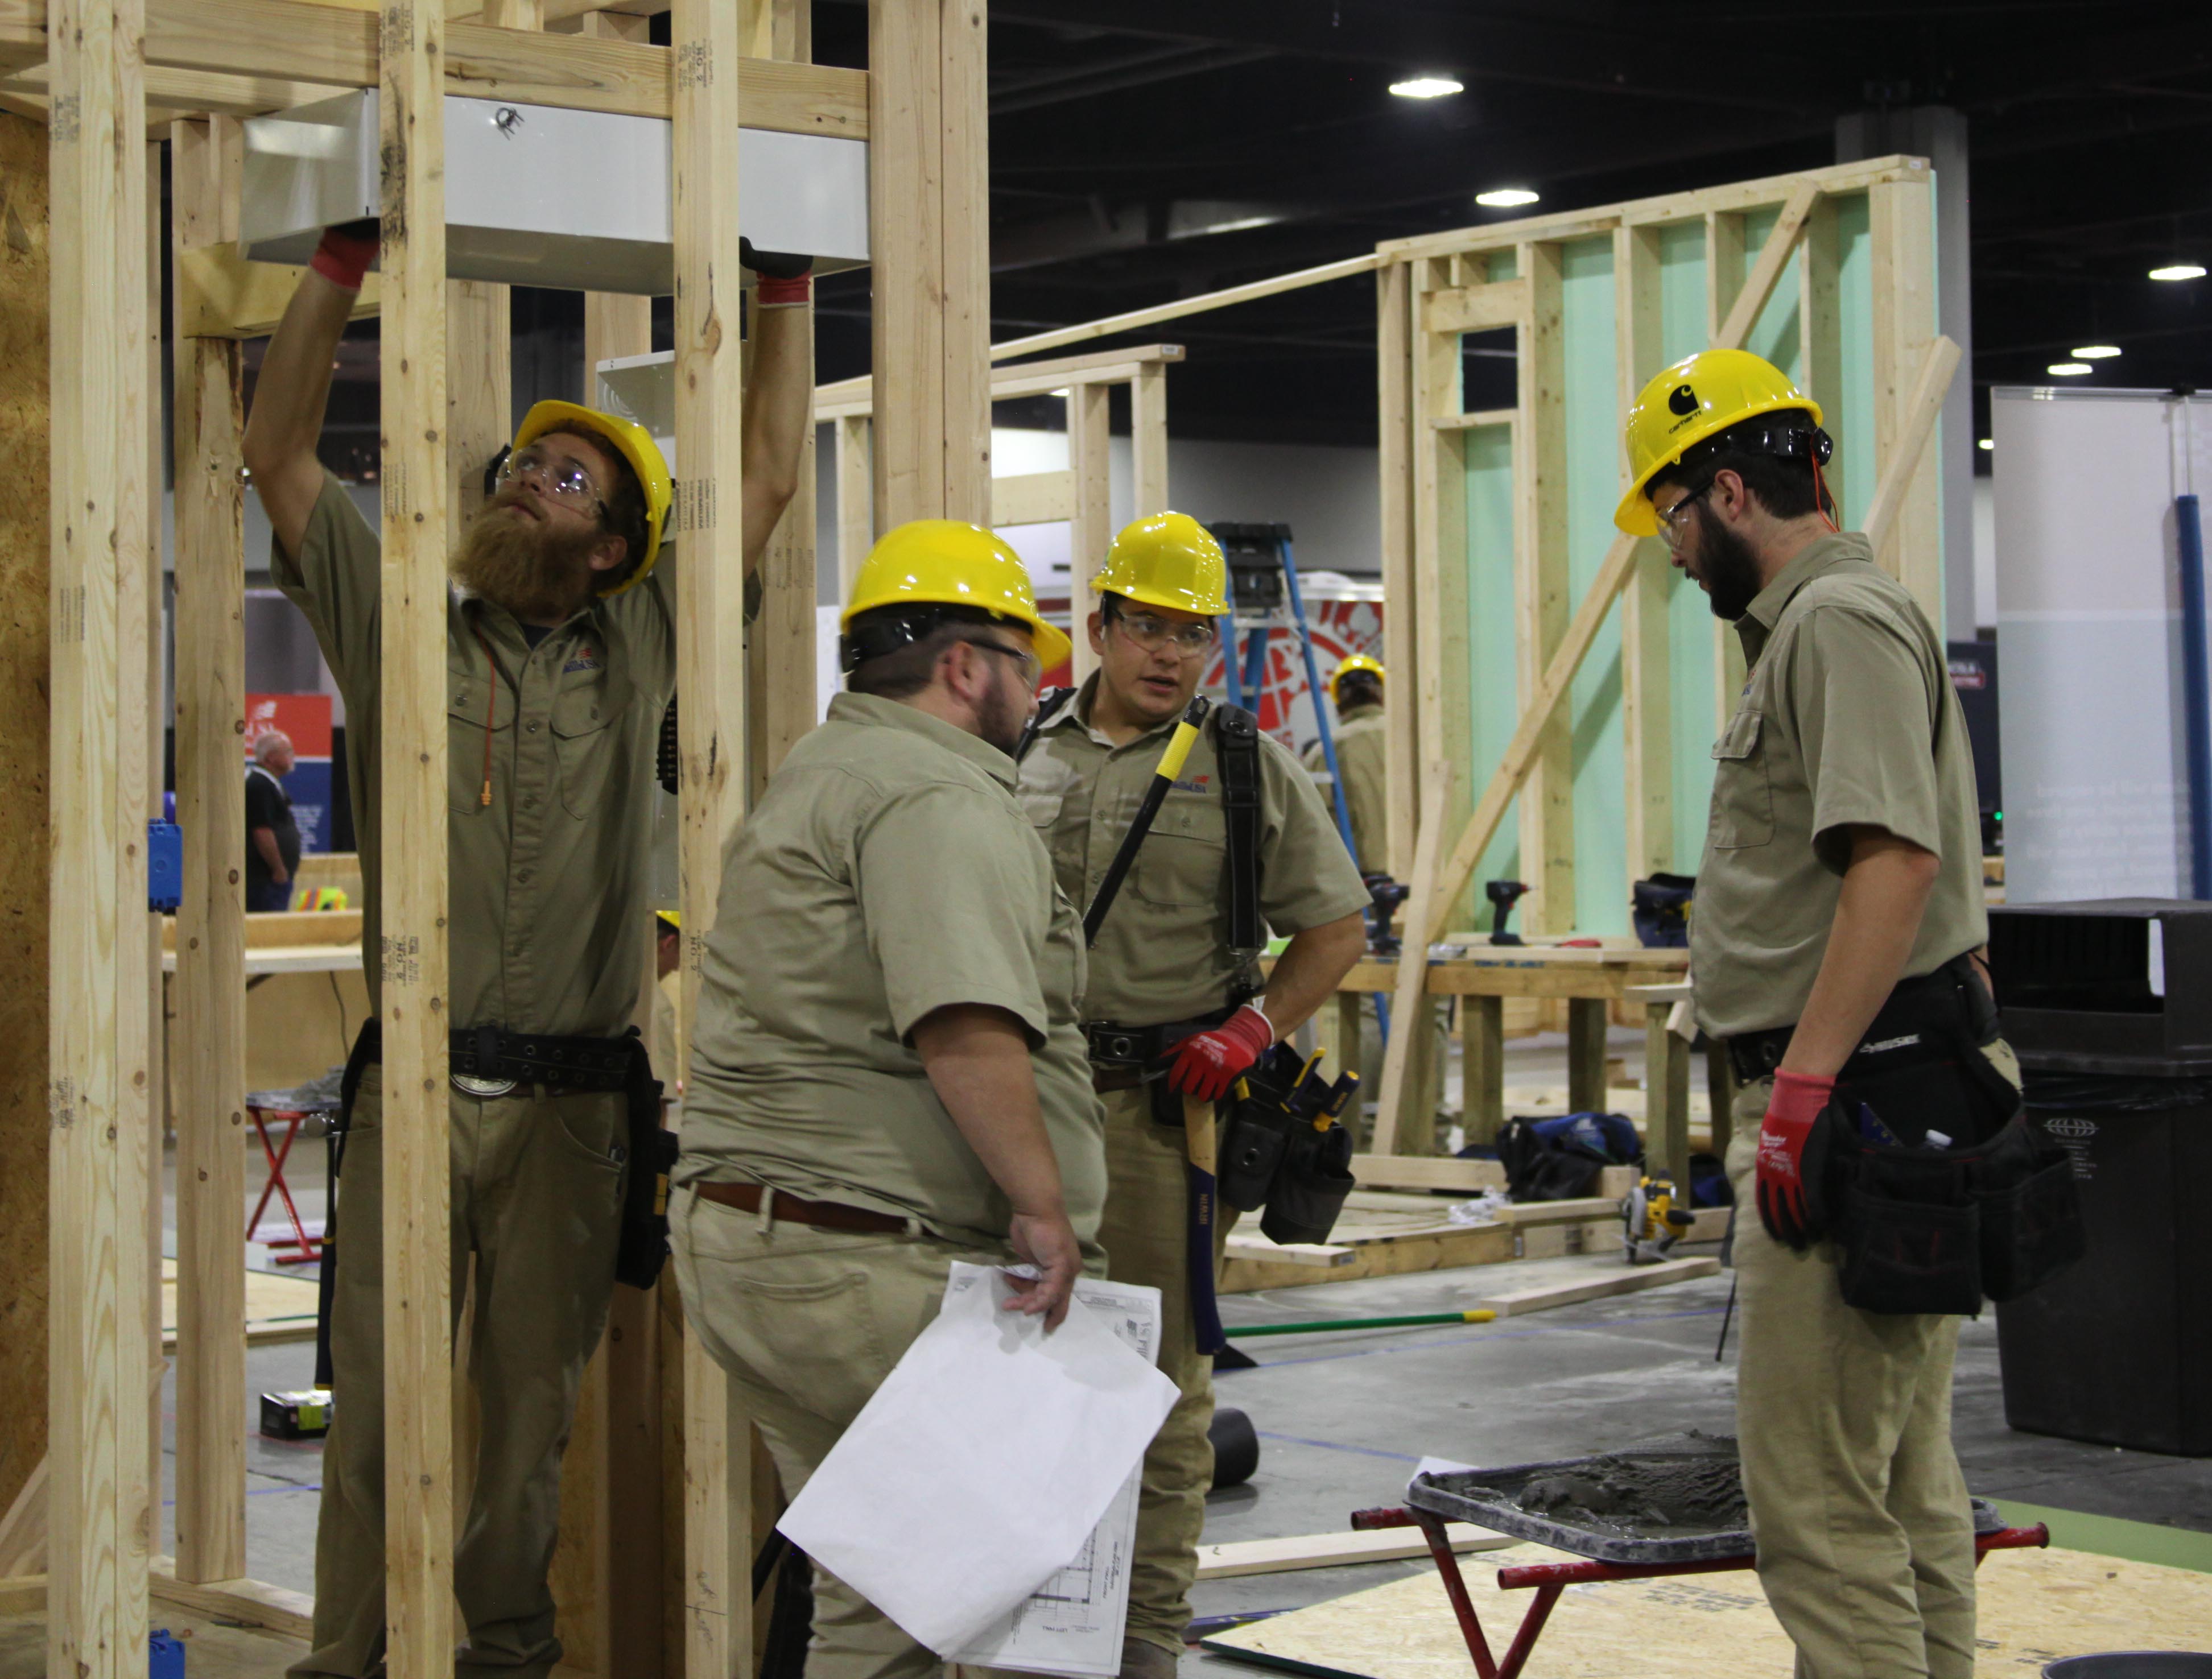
[
  {"x1": 1691, "y1": 532, "x2": 1987, "y2": 1039},
  {"x1": 1018, "y1": 677, "x2": 1371, "y2": 1027},
  {"x1": 275, "y1": 472, "x2": 675, "y2": 1038},
  {"x1": 676, "y1": 693, "x2": 1105, "y2": 1249},
  {"x1": 1302, "y1": 701, "x2": 1388, "y2": 875}
]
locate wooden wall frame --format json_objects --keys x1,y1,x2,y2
[
  {"x1": 23, "y1": 2, "x2": 923, "y2": 1674},
  {"x1": 818, "y1": 341, "x2": 1182, "y2": 679}
]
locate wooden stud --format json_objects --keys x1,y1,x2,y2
[
  {"x1": 1067, "y1": 380, "x2": 1109, "y2": 684},
  {"x1": 1565, "y1": 998, "x2": 1610, "y2": 1113},
  {"x1": 835, "y1": 413, "x2": 872, "y2": 582},
  {"x1": 376, "y1": 1, "x2": 456, "y2": 1672},
  {"x1": 670, "y1": 0, "x2": 751, "y2": 1672},
  {"x1": 1800, "y1": 193, "x2": 1846, "y2": 519},
  {"x1": 168, "y1": 115, "x2": 249, "y2": 1589},
  {"x1": 1862, "y1": 338, "x2": 1961, "y2": 560},
  {"x1": 1868, "y1": 175, "x2": 1942, "y2": 624},
  {"x1": 1131, "y1": 361, "x2": 1170, "y2": 516},
  {"x1": 1376, "y1": 261, "x2": 1416, "y2": 881},
  {"x1": 445, "y1": 280, "x2": 510, "y2": 545},
  {"x1": 1644, "y1": 1000, "x2": 1693, "y2": 1194},
  {"x1": 866, "y1": 0, "x2": 942, "y2": 526},
  {"x1": 1409, "y1": 257, "x2": 1454, "y2": 906},
  {"x1": 1462, "y1": 994, "x2": 1504, "y2": 1147},
  {"x1": 47, "y1": 1, "x2": 156, "y2": 1673},
  {"x1": 1516, "y1": 241, "x2": 1573, "y2": 934},
  {"x1": 1197, "y1": 1526, "x2": 1509, "y2": 1580},
  {"x1": 1479, "y1": 1256, "x2": 1719, "y2": 1317},
  {"x1": 938, "y1": 0, "x2": 990, "y2": 522},
  {"x1": 748, "y1": 0, "x2": 820, "y2": 791},
  {"x1": 816, "y1": 342, "x2": 1183, "y2": 415},
  {"x1": 1615, "y1": 222, "x2": 1672, "y2": 887},
  {"x1": 1366, "y1": 771, "x2": 1451, "y2": 1157},
  {"x1": 988, "y1": 469, "x2": 1074, "y2": 527}
]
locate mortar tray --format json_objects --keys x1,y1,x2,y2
[{"x1": 1407, "y1": 1446, "x2": 2004, "y2": 1566}]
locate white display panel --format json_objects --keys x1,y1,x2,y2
[{"x1": 1993, "y1": 388, "x2": 2212, "y2": 902}]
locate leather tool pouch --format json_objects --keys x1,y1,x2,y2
[
  {"x1": 615, "y1": 1035, "x2": 676, "y2": 1290},
  {"x1": 1807, "y1": 961, "x2": 2084, "y2": 1315}
]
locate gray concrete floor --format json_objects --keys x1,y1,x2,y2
[{"x1": 137, "y1": 1031, "x2": 2212, "y2": 1672}]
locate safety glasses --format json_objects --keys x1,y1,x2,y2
[
  {"x1": 1656, "y1": 478, "x2": 1715, "y2": 549},
  {"x1": 1115, "y1": 613, "x2": 1216, "y2": 658},
  {"x1": 497, "y1": 443, "x2": 606, "y2": 518},
  {"x1": 969, "y1": 637, "x2": 1042, "y2": 689}
]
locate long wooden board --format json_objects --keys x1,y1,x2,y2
[
  {"x1": 1195, "y1": 1525, "x2": 1510, "y2": 1581},
  {"x1": 1478, "y1": 1255, "x2": 1720, "y2": 1317}
]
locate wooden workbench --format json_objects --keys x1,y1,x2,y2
[{"x1": 1329, "y1": 941, "x2": 1690, "y2": 1152}]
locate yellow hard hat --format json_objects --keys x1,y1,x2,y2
[
  {"x1": 656, "y1": 909, "x2": 680, "y2": 931},
  {"x1": 1328, "y1": 654, "x2": 1385, "y2": 704},
  {"x1": 511, "y1": 400, "x2": 675, "y2": 595},
  {"x1": 842, "y1": 519, "x2": 1073, "y2": 672},
  {"x1": 1615, "y1": 349, "x2": 1823, "y2": 536},
  {"x1": 1091, "y1": 512, "x2": 1230, "y2": 618}
]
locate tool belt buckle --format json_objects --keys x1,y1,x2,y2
[
  {"x1": 1087, "y1": 1027, "x2": 1148, "y2": 1066},
  {"x1": 452, "y1": 1071, "x2": 519, "y2": 1099}
]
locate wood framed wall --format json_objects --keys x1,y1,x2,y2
[
  {"x1": 1367, "y1": 155, "x2": 1959, "y2": 1155},
  {"x1": 818, "y1": 342, "x2": 1182, "y2": 679},
  {"x1": 17, "y1": 1, "x2": 901, "y2": 1672}
]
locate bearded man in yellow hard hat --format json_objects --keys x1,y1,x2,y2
[
  {"x1": 1627, "y1": 348, "x2": 2018, "y2": 1678},
  {"x1": 1302, "y1": 653, "x2": 1387, "y2": 874},
  {"x1": 1017, "y1": 512, "x2": 1369, "y2": 1679},
  {"x1": 242, "y1": 218, "x2": 816, "y2": 1679},
  {"x1": 674, "y1": 520, "x2": 1109, "y2": 1679}
]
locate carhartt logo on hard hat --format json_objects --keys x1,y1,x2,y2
[{"x1": 1615, "y1": 348, "x2": 1824, "y2": 537}]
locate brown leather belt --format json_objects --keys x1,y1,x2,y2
[
  {"x1": 692, "y1": 1180, "x2": 909, "y2": 1235},
  {"x1": 1092, "y1": 1065, "x2": 1146, "y2": 1094}
]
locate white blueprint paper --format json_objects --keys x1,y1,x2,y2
[
  {"x1": 776, "y1": 1263, "x2": 1178, "y2": 1658},
  {"x1": 946, "y1": 1276, "x2": 1163, "y2": 1677}
]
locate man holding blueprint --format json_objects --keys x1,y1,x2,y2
[{"x1": 672, "y1": 520, "x2": 1108, "y2": 1679}]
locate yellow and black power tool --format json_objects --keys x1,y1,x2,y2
[{"x1": 1621, "y1": 1172, "x2": 1695, "y2": 1266}]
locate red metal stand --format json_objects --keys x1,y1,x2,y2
[
  {"x1": 245, "y1": 1105, "x2": 324, "y2": 1264},
  {"x1": 1348, "y1": 1505, "x2": 2050, "y2": 1679}
]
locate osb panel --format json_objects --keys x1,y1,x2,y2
[
  {"x1": 1206, "y1": 1540, "x2": 2212, "y2": 1677},
  {"x1": 0, "y1": 107, "x2": 51, "y2": 1529}
]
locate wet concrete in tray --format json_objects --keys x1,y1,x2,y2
[{"x1": 1446, "y1": 1430, "x2": 1751, "y2": 1541}]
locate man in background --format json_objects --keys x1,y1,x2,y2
[
  {"x1": 246, "y1": 729, "x2": 301, "y2": 912},
  {"x1": 1302, "y1": 654, "x2": 1386, "y2": 874}
]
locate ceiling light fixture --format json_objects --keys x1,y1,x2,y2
[
  {"x1": 2150, "y1": 263, "x2": 2206, "y2": 282},
  {"x1": 1979, "y1": 438, "x2": 1994, "y2": 452},
  {"x1": 2046, "y1": 362, "x2": 2092, "y2": 377},
  {"x1": 2070, "y1": 345, "x2": 2122, "y2": 359},
  {"x1": 1389, "y1": 75, "x2": 1464, "y2": 100},
  {"x1": 1476, "y1": 187, "x2": 1540, "y2": 208}
]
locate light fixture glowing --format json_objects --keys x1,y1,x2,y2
[
  {"x1": 1476, "y1": 187, "x2": 1540, "y2": 209},
  {"x1": 1979, "y1": 438, "x2": 1994, "y2": 451},
  {"x1": 2151, "y1": 263, "x2": 2207, "y2": 282},
  {"x1": 1051, "y1": 388, "x2": 1072, "y2": 399},
  {"x1": 2046, "y1": 362, "x2": 2092, "y2": 377},
  {"x1": 2070, "y1": 344, "x2": 2122, "y2": 359},
  {"x1": 1389, "y1": 75, "x2": 1464, "y2": 100}
]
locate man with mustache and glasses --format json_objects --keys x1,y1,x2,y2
[
  {"x1": 1621, "y1": 348, "x2": 2005, "y2": 1679},
  {"x1": 241, "y1": 220, "x2": 814, "y2": 1679},
  {"x1": 1015, "y1": 514, "x2": 1369, "y2": 1679}
]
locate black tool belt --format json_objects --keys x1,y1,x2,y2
[
  {"x1": 1085, "y1": 1009, "x2": 1236, "y2": 1127},
  {"x1": 334, "y1": 1017, "x2": 677, "y2": 1291},
  {"x1": 1732, "y1": 956, "x2": 2084, "y2": 1316},
  {"x1": 1726, "y1": 953, "x2": 2000, "y2": 1087},
  {"x1": 1218, "y1": 1043, "x2": 1359, "y2": 1247}
]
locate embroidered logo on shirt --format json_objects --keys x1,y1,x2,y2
[
  {"x1": 1170, "y1": 774, "x2": 1211, "y2": 794},
  {"x1": 563, "y1": 644, "x2": 602, "y2": 675}
]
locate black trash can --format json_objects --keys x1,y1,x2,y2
[{"x1": 1989, "y1": 900, "x2": 2212, "y2": 1456}]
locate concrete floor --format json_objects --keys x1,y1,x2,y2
[{"x1": 72, "y1": 1028, "x2": 2210, "y2": 1676}]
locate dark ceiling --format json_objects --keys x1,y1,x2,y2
[
  {"x1": 800, "y1": 0, "x2": 2212, "y2": 454},
  {"x1": 269, "y1": 1, "x2": 2212, "y2": 474}
]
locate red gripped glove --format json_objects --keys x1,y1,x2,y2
[
  {"x1": 1163, "y1": 1004, "x2": 1274, "y2": 1103},
  {"x1": 1755, "y1": 1069, "x2": 1835, "y2": 1251},
  {"x1": 309, "y1": 221, "x2": 378, "y2": 293}
]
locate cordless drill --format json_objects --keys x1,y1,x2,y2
[{"x1": 1486, "y1": 879, "x2": 1530, "y2": 946}]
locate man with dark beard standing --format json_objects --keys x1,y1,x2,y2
[
  {"x1": 241, "y1": 221, "x2": 814, "y2": 1679},
  {"x1": 1620, "y1": 348, "x2": 2002, "y2": 1678}
]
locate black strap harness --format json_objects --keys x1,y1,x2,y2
[{"x1": 1212, "y1": 703, "x2": 1264, "y2": 958}]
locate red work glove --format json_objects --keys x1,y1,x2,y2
[
  {"x1": 1755, "y1": 1069, "x2": 1835, "y2": 1251},
  {"x1": 309, "y1": 220, "x2": 378, "y2": 292},
  {"x1": 1163, "y1": 1004, "x2": 1274, "y2": 1103}
]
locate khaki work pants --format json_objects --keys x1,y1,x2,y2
[
  {"x1": 1728, "y1": 1040, "x2": 2019, "y2": 1679},
  {"x1": 671, "y1": 1187, "x2": 1025, "y2": 1679},
  {"x1": 290, "y1": 1066, "x2": 628, "y2": 1679},
  {"x1": 1097, "y1": 1084, "x2": 1234, "y2": 1658}
]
